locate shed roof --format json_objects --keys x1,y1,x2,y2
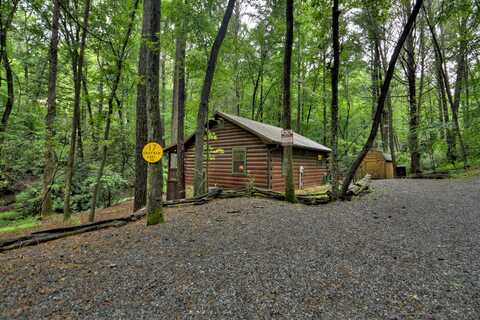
[
  {"x1": 165, "y1": 112, "x2": 332, "y2": 153},
  {"x1": 382, "y1": 153, "x2": 393, "y2": 162}
]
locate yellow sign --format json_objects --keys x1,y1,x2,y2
[{"x1": 142, "y1": 142, "x2": 163, "y2": 163}]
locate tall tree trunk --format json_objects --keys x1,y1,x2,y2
[
  {"x1": 233, "y1": 1, "x2": 241, "y2": 116},
  {"x1": 380, "y1": 36, "x2": 397, "y2": 172},
  {"x1": 404, "y1": 11, "x2": 421, "y2": 174},
  {"x1": 296, "y1": 33, "x2": 302, "y2": 134},
  {"x1": 89, "y1": 0, "x2": 140, "y2": 222},
  {"x1": 330, "y1": 0, "x2": 340, "y2": 198},
  {"x1": 134, "y1": 44, "x2": 148, "y2": 211},
  {"x1": 144, "y1": 0, "x2": 164, "y2": 225},
  {"x1": 341, "y1": 0, "x2": 423, "y2": 199},
  {"x1": 63, "y1": 0, "x2": 91, "y2": 220},
  {"x1": 193, "y1": 0, "x2": 236, "y2": 196},
  {"x1": 322, "y1": 50, "x2": 328, "y2": 145},
  {"x1": 451, "y1": 39, "x2": 468, "y2": 167},
  {"x1": 433, "y1": 38, "x2": 454, "y2": 161},
  {"x1": 282, "y1": 0, "x2": 295, "y2": 202},
  {"x1": 424, "y1": 9, "x2": 467, "y2": 167},
  {"x1": 94, "y1": 78, "x2": 104, "y2": 157},
  {"x1": 0, "y1": 0, "x2": 19, "y2": 142},
  {"x1": 176, "y1": 28, "x2": 187, "y2": 199},
  {"x1": 41, "y1": 0, "x2": 61, "y2": 217}
]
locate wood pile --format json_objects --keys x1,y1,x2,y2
[{"x1": 346, "y1": 174, "x2": 372, "y2": 197}]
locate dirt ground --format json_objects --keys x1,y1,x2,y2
[{"x1": 1, "y1": 178, "x2": 479, "y2": 319}]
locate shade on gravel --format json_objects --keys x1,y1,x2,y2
[{"x1": 1, "y1": 178, "x2": 479, "y2": 319}]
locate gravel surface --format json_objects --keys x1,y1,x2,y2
[{"x1": 1, "y1": 178, "x2": 479, "y2": 319}]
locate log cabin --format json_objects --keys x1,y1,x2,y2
[
  {"x1": 357, "y1": 149, "x2": 394, "y2": 179},
  {"x1": 165, "y1": 112, "x2": 332, "y2": 193}
]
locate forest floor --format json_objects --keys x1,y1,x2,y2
[{"x1": 1, "y1": 177, "x2": 479, "y2": 319}]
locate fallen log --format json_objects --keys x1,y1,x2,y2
[
  {"x1": 409, "y1": 173, "x2": 449, "y2": 179},
  {"x1": 0, "y1": 210, "x2": 146, "y2": 253}
]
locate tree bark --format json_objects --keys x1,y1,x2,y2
[
  {"x1": 330, "y1": 0, "x2": 340, "y2": 198},
  {"x1": 144, "y1": 0, "x2": 164, "y2": 225},
  {"x1": 0, "y1": 0, "x2": 19, "y2": 142},
  {"x1": 176, "y1": 29, "x2": 187, "y2": 199},
  {"x1": 340, "y1": 0, "x2": 423, "y2": 199},
  {"x1": 282, "y1": 0, "x2": 295, "y2": 203},
  {"x1": 89, "y1": 0, "x2": 140, "y2": 222},
  {"x1": 41, "y1": 0, "x2": 61, "y2": 217},
  {"x1": 63, "y1": 0, "x2": 91, "y2": 220},
  {"x1": 134, "y1": 47, "x2": 148, "y2": 210},
  {"x1": 193, "y1": 0, "x2": 236, "y2": 196},
  {"x1": 403, "y1": 7, "x2": 421, "y2": 174}
]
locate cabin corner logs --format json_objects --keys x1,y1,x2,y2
[{"x1": 165, "y1": 112, "x2": 400, "y2": 199}]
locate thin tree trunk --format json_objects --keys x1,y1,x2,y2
[
  {"x1": 233, "y1": 1, "x2": 241, "y2": 116},
  {"x1": 94, "y1": 79, "x2": 104, "y2": 157},
  {"x1": 322, "y1": 50, "x2": 328, "y2": 145},
  {"x1": 41, "y1": 0, "x2": 61, "y2": 217},
  {"x1": 193, "y1": 0, "x2": 236, "y2": 196},
  {"x1": 340, "y1": 0, "x2": 423, "y2": 199},
  {"x1": 89, "y1": 0, "x2": 139, "y2": 222},
  {"x1": 76, "y1": 110, "x2": 84, "y2": 161},
  {"x1": 63, "y1": 0, "x2": 91, "y2": 220},
  {"x1": 343, "y1": 65, "x2": 352, "y2": 143},
  {"x1": 330, "y1": 0, "x2": 340, "y2": 198},
  {"x1": 81, "y1": 72, "x2": 97, "y2": 150},
  {"x1": 251, "y1": 71, "x2": 261, "y2": 119},
  {"x1": 282, "y1": 0, "x2": 295, "y2": 203},
  {"x1": 145, "y1": 0, "x2": 164, "y2": 225},
  {"x1": 296, "y1": 33, "x2": 302, "y2": 133}
]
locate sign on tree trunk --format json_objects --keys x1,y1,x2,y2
[{"x1": 281, "y1": 129, "x2": 294, "y2": 146}]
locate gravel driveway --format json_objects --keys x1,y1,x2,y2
[{"x1": 1, "y1": 178, "x2": 479, "y2": 319}]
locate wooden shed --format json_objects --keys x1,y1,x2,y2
[
  {"x1": 165, "y1": 112, "x2": 332, "y2": 192},
  {"x1": 358, "y1": 149, "x2": 394, "y2": 179}
]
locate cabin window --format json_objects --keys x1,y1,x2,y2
[
  {"x1": 317, "y1": 153, "x2": 328, "y2": 167},
  {"x1": 232, "y1": 148, "x2": 247, "y2": 175}
]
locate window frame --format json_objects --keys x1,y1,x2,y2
[{"x1": 231, "y1": 147, "x2": 248, "y2": 176}]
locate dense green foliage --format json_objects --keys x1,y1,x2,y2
[{"x1": 0, "y1": 0, "x2": 479, "y2": 216}]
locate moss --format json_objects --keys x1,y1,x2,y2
[
  {"x1": 147, "y1": 207, "x2": 165, "y2": 225},
  {"x1": 0, "y1": 210, "x2": 21, "y2": 221},
  {"x1": 0, "y1": 216, "x2": 40, "y2": 234}
]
